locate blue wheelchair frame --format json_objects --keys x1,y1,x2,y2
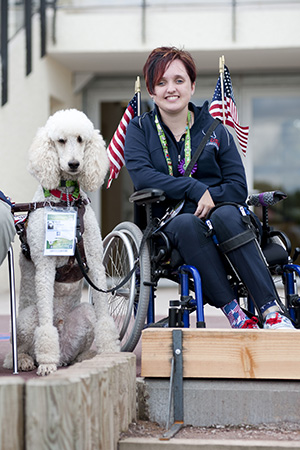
[
  {"x1": 134, "y1": 188, "x2": 300, "y2": 331},
  {"x1": 147, "y1": 264, "x2": 205, "y2": 328}
]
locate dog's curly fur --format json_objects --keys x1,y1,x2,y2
[{"x1": 4, "y1": 109, "x2": 120, "y2": 376}]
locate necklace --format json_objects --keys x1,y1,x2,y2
[
  {"x1": 173, "y1": 127, "x2": 188, "y2": 138},
  {"x1": 155, "y1": 111, "x2": 196, "y2": 177},
  {"x1": 173, "y1": 113, "x2": 194, "y2": 138}
]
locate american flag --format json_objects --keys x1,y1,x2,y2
[
  {"x1": 107, "y1": 93, "x2": 138, "y2": 188},
  {"x1": 209, "y1": 65, "x2": 249, "y2": 155}
]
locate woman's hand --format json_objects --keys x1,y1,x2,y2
[{"x1": 194, "y1": 190, "x2": 215, "y2": 219}]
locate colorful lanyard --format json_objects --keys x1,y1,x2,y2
[{"x1": 155, "y1": 111, "x2": 192, "y2": 177}]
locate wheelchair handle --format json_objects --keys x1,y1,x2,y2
[
  {"x1": 247, "y1": 190, "x2": 287, "y2": 207},
  {"x1": 293, "y1": 247, "x2": 300, "y2": 263}
]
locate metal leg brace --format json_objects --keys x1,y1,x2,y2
[{"x1": 160, "y1": 329, "x2": 184, "y2": 440}]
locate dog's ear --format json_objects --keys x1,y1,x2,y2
[
  {"x1": 79, "y1": 130, "x2": 109, "y2": 191},
  {"x1": 27, "y1": 126, "x2": 60, "y2": 189}
]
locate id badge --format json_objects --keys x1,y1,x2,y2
[{"x1": 44, "y1": 207, "x2": 77, "y2": 256}]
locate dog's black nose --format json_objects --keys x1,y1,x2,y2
[{"x1": 68, "y1": 160, "x2": 80, "y2": 171}]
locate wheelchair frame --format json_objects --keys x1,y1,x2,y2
[{"x1": 103, "y1": 188, "x2": 300, "y2": 352}]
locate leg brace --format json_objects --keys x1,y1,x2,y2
[{"x1": 206, "y1": 204, "x2": 259, "y2": 255}]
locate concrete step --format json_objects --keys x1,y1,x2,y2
[
  {"x1": 119, "y1": 437, "x2": 300, "y2": 450},
  {"x1": 137, "y1": 378, "x2": 300, "y2": 428}
]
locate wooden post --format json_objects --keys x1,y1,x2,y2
[
  {"x1": 0, "y1": 378, "x2": 24, "y2": 450},
  {"x1": 25, "y1": 353, "x2": 136, "y2": 450}
]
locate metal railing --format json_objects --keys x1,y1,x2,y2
[{"x1": 55, "y1": 0, "x2": 300, "y2": 6}]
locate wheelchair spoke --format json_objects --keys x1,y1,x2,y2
[
  {"x1": 103, "y1": 223, "x2": 151, "y2": 351},
  {"x1": 103, "y1": 229, "x2": 139, "y2": 341}
]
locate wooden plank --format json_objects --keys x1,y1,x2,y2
[
  {"x1": 141, "y1": 328, "x2": 300, "y2": 379},
  {"x1": 97, "y1": 353, "x2": 137, "y2": 427},
  {"x1": 26, "y1": 378, "x2": 82, "y2": 450},
  {"x1": 64, "y1": 353, "x2": 136, "y2": 449},
  {"x1": 0, "y1": 378, "x2": 24, "y2": 450},
  {"x1": 48, "y1": 356, "x2": 127, "y2": 450},
  {"x1": 48, "y1": 369, "x2": 107, "y2": 450},
  {"x1": 75, "y1": 357, "x2": 122, "y2": 449}
]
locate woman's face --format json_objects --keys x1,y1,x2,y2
[{"x1": 152, "y1": 59, "x2": 195, "y2": 116}]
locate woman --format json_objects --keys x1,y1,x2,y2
[{"x1": 124, "y1": 46, "x2": 293, "y2": 329}]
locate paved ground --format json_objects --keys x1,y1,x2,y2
[{"x1": 120, "y1": 420, "x2": 300, "y2": 442}]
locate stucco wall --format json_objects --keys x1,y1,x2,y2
[{"x1": 0, "y1": 14, "x2": 81, "y2": 294}]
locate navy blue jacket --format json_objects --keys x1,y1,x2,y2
[{"x1": 125, "y1": 101, "x2": 248, "y2": 216}]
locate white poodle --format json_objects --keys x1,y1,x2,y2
[{"x1": 4, "y1": 109, "x2": 120, "y2": 376}]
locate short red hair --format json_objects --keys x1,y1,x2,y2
[{"x1": 143, "y1": 47, "x2": 197, "y2": 95}]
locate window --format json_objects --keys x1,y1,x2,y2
[{"x1": 251, "y1": 94, "x2": 300, "y2": 250}]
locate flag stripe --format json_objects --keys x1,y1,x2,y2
[
  {"x1": 209, "y1": 66, "x2": 249, "y2": 155},
  {"x1": 107, "y1": 94, "x2": 138, "y2": 187}
]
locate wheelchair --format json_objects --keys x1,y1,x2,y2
[{"x1": 102, "y1": 188, "x2": 300, "y2": 352}]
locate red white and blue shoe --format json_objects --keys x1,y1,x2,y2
[{"x1": 263, "y1": 312, "x2": 294, "y2": 330}]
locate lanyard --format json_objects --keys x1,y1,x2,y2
[{"x1": 155, "y1": 111, "x2": 192, "y2": 177}]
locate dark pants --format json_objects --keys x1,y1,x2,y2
[{"x1": 163, "y1": 205, "x2": 276, "y2": 309}]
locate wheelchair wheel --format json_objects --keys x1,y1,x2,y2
[{"x1": 103, "y1": 222, "x2": 151, "y2": 352}]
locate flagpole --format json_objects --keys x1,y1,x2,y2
[
  {"x1": 135, "y1": 76, "x2": 141, "y2": 116},
  {"x1": 219, "y1": 55, "x2": 226, "y2": 125}
]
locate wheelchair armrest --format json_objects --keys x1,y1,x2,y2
[
  {"x1": 129, "y1": 188, "x2": 166, "y2": 205},
  {"x1": 247, "y1": 190, "x2": 287, "y2": 207}
]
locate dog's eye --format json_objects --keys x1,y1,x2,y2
[
  {"x1": 77, "y1": 136, "x2": 83, "y2": 143},
  {"x1": 58, "y1": 138, "x2": 66, "y2": 144}
]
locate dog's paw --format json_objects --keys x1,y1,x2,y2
[
  {"x1": 19, "y1": 353, "x2": 36, "y2": 372},
  {"x1": 37, "y1": 363, "x2": 57, "y2": 376},
  {"x1": 4, "y1": 353, "x2": 36, "y2": 372},
  {"x1": 3, "y1": 353, "x2": 13, "y2": 370}
]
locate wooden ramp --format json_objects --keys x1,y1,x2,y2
[{"x1": 141, "y1": 328, "x2": 300, "y2": 380}]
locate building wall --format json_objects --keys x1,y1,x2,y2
[
  {"x1": 0, "y1": 14, "x2": 81, "y2": 293},
  {"x1": 49, "y1": 1, "x2": 300, "y2": 73},
  {"x1": 0, "y1": 1, "x2": 300, "y2": 295}
]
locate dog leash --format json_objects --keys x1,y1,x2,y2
[{"x1": 74, "y1": 221, "x2": 154, "y2": 295}]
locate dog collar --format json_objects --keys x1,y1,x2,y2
[{"x1": 43, "y1": 180, "x2": 80, "y2": 202}]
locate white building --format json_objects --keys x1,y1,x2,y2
[{"x1": 0, "y1": 0, "x2": 300, "y2": 292}]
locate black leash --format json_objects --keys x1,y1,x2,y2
[
  {"x1": 75, "y1": 244, "x2": 138, "y2": 295},
  {"x1": 75, "y1": 222, "x2": 154, "y2": 295}
]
